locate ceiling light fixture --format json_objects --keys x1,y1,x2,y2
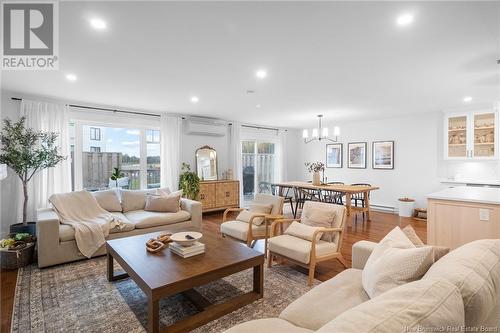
[
  {"x1": 303, "y1": 115, "x2": 340, "y2": 143},
  {"x1": 90, "y1": 18, "x2": 107, "y2": 30},
  {"x1": 463, "y1": 96, "x2": 472, "y2": 103},
  {"x1": 190, "y1": 96, "x2": 199, "y2": 103},
  {"x1": 256, "y1": 104, "x2": 262, "y2": 108},
  {"x1": 396, "y1": 13, "x2": 414, "y2": 26},
  {"x1": 66, "y1": 74, "x2": 77, "y2": 81},
  {"x1": 255, "y1": 69, "x2": 267, "y2": 79}
]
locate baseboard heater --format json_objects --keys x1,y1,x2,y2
[{"x1": 368, "y1": 204, "x2": 396, "y2": 214}]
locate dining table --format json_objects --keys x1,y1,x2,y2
[{"x1": 272, "y1": 181, "x2": 380, "y2": 227}]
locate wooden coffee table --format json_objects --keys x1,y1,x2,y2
[{"x1": 106, "y1": 230, "x2": 264, "y2": 333}]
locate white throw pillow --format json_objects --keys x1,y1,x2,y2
[
  {"x1": 362, "y1": 227, "x2": 434, "y2": 298},
  {"x1": 284, "y1": 221, "x2": 323, "y2": 242},
  {"x1": 302, "y1": 208, "x2": 336, "y2": 242},
  {"x1": 236, "y1": 203, "x2": 272, "y2": 225},
  {"x1": 120, "y1": 189, "x2": 156, "y2": 212},
  {"x1": 91, "y1": 189, "x2": 122, "y2": 212}
]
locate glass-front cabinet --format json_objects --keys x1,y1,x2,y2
[{"x1": 445, "y1": 110, "x2": 498, "y2": 160}]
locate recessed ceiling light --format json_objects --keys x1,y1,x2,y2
[
  {"x1": 90, "y1": 18, "x2": 107, "y2": 30},
  {"x1": 396, "y1": 13, "x2": 414, "y2": 26},
  {"x1": 190, "y1": 96, "x2": 199, "y2": 103},
  {"x1": 255, "y1": 69, "x2": 267, "y2": 79},
  {"x1": 66, "y1": 74, "x2": 77, "y2": 81},
  {"x1": 463, "y1": 96, "x2": 472, "y2": 103},
  {"x1": 256, "y1": 104, "x2": 262, "y2": 108}
]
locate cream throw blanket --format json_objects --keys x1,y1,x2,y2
[{"x1": 49, "y1": 191, "x2": 124, "y2": 258}]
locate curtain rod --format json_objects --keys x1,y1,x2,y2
[
  {"x1": 11, "y1": 97, "x2": 285, "y2": 131},
  {"x1": 11, "y1": 97, "x2": 160, "y2": 117}
]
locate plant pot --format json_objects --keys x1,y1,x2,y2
[
  {"x1": 312, "y1": 171, "x2": 321, "y2": 186},
  {"x1": 0, "y1": 243, "x2": 35, "y2": 269},
  {"x1": 10, "y1": 222, "x2": 37, "y2": 236}
]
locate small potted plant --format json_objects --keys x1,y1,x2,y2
[
  {"x1": 179, "y1": 162, "x2": 200, "y2": 200},
  {"x1": 305, "y1": 161, "x2": 325, "y2": 186},
  {"x1": 0, "y1": 117, "x2": 65, "y2": 236},
  {"x1": 0, "y1": 233, "x2": 37, "y2": 269}
]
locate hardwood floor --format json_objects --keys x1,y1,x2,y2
[{"x1": 0, "y1": 209, "x2": 426, "y2": 333}]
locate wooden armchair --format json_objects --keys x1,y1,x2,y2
[
  {"x1": 267, "y1": 201, "x2": 348, "y2": 286},
  {"x1": 220, "y1": 193, "x2": 284, "y2": 251}
]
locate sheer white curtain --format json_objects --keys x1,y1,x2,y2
[
  {"x1": 19, "y1": 100, "x2": 71, "y2": 221},
  {"x1": 160, "y1": 114, "x2": 181, "y2": 191},
  {"x1": 229, "y1": 122, "x2": 244, "y2": 206},
  {"x1": 277, "y1": 129, "x2": 288, "y2": 182}
]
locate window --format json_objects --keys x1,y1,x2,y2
[
  {"x1": 70, "y1": 125, "x2": 161, "y2": 191},
  {"x1": 146, "y1": 130, "x2": 160, "y2": 188},
  {"x1": 242, "y1": 140, "x2": 276, "y2": 203},
  {"x1": 90, "y1": 127, "x2": 101, "y2": 141}
]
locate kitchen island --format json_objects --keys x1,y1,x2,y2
[{"x1": 427, "y1": 186, "x2": 500, "y2": 249}]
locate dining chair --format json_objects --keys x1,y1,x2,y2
[
  {"x1": 322, "y1": 181, "x2": 345, "y2": 205},
  {"x1": 271, "y1": 184, "x2": 295, "y2": 217},
  {"x1": 351, "y1": 183, "x2": 371, "y2": 222},
  {"x1": 293, "y1": 186, "x2": 321, "y2": 218},
  {"x1": 268, "y1": 201, "x2": 348, "y2": 286}
]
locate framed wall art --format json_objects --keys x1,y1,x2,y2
[
  {"x1": 326, "y1": 143, "x2": 342, "y2": 168},
  {"x1": 348, "y1": 142, "x2": 367, "y2": 169},
  {"x1": 372, "y1": 141, "x2": 394, "y2": 169}
]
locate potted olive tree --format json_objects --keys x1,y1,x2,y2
[{"x1": 0, "y1": 117, "x2": 65, "y2": 236}]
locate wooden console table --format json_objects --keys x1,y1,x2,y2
[{"x1": 198, "y1": 180, "x2": 240, "y2": 212}]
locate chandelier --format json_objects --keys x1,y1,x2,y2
[{"x1": 302, "y1": 115, "x2": 340, "y2": 143}]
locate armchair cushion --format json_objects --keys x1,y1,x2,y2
[
  {"x1": 268, "y1": 234, "x2": 337, "y2": 264},
  {"x1": 301, "y1": 201, "x2": 345, "y2": 243},
  {"x1": 253, "y1": 193, "x2": 284, "y2": 215},
  {"x1": 362, "y1": 227, "x2": 434, "y2": 298},
  {"x1": 221, "y1": 220, "x2": 268, "y2": 241},
  {"x1": 236, "y1": 203, "x2": 272, "y2": 225},
  {"x1": 284, "y1": 221, "x2": 322, "y2": 242},
  {"x1": 280, "y1": 268, "x2": 369, "y2": 330}
]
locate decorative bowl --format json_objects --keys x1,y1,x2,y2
[{"x1": 170, "y1": 232, "x2": 203, "y2": 247}]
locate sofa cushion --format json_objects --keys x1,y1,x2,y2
[
  {"x1": 224, "y1": 318, "x2": 313, "y2": 333},
  {"x1": 317, "y1": 279, "x2": 464, "y2": 333},
  {"x1": 220, "y1": 220, "x2": 268, "y2": 241},
  {"x1": 59, "y1": 212, "x2": 135, "y2": 242},
  {"x1": 236, "y1": 203, "x2": 272, "y2": 226},
  {"x1": 91, "y1": 189, "x2": 122, "y2": 212},
  {"x1": 120, "y1": 189, "x2": 156, "y2": 213},
  {"x1": 125, "y1": 209, "x2": 191, "y2": 228},
  {"x1": 280, "y1": 269, "x2": 369, "y2": 330},
  {"x1": 284, "y1": 221, "x2": 323, "y2": 242},
  {"x1": 362, "y1": 227, "x2": 434, "y2": 298},
  {"x1": 403, "y1": 225, "x2": 450, "y2": 262},
  {"x1": 144, "y1": 192, "x2": 181, "y2": 213},
  {"x1": 268, "y1": 234, "x2": 337, "y2": 264},
  {"x1": 422, "y1": 239, "x2": 500, "y2": 327}
]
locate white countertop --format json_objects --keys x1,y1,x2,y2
[
  {"x1": 428, "y1": 186, "x2": 500, "y2": 205},
  {"x1": 440, "y1": 178, "x2": 500, "y2": 186}
]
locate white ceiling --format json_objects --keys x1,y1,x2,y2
[{"x1": 2, "y1": 1, "x2": 500, "y2": 128}]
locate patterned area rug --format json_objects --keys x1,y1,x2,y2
[{"x1": 12, "y1": 257, "x2": 319, "y2": 333}]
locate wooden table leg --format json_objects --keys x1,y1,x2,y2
[
  {"x1": 345, "y1": 193, "x2": 352, "y2": 227},
  {"x1": 365, "y1": 191, "x2": 371, "y2": 221},
  {"x1": 107, "y1": 252, "x2": 113, "y2": 282},
  {"x1": 148, "y1": 298, "x2": 160, "y2": 333},
  {"x1": 253, "y1": 263, "x2": 264, "y2": 298}
]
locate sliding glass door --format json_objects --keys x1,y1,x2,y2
[{"x1": 242, "y1": 140, "x2": 276, "y2": 203}]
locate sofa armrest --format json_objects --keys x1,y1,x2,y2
[
  {"x1": 180, "y1": 198, "x2": 202, "y2": 230},
  {"x1": 352, "y1": 240, "x2": 377, "y2": 270},
  {"x1": 37, "y1": 208, "x2": 61, "y2": 267}
]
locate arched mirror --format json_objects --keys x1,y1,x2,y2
[{"x1": 196, "y1": 145, "x2": 217, "y2": 181}]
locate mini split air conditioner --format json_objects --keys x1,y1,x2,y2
[{"x1": 184, "y1": 117, "x2": 227, "y2": 137}]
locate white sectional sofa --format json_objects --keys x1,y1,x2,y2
[
  {"x1": 36, "y1": 188, "x2": 202, "y2": 268},
  {"x1": 225, "y1": 239, "x2": 500, "y2": 333}
]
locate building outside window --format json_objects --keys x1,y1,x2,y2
[
  {"x1": 90, "y1": 146, "x2": 101, "y2": 153},
  {"x1": 90, "y1": 127, "x2": 101, "y2": 141}
]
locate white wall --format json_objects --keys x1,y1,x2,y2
[{"x1": 290, "y1": 112, "x2": 444, "y2": 210}]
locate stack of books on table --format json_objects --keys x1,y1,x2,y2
[{"x1": 170, "y1": 242, "x2": 205, "y2": 258}]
